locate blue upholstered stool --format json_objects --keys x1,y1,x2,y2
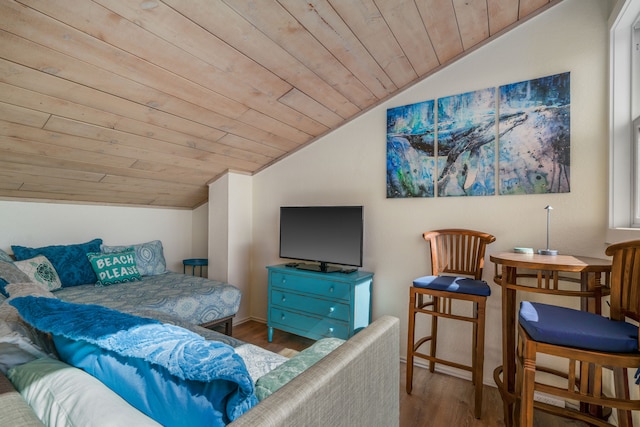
[
  {"x1": 182, "y1": 258, "x2": 208, "y2": 277},
  {"x1": 516, "y1": 239, "x2": 640, "y2": 427},
  {"x1": 519, "y1": 301, "x2": 638, "y2": 353},
  {"x1": 406, "y1": 229, "x2": 496, "y2": 420}
]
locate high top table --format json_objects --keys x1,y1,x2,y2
[{"x1": 490, "y1": 252, "x2": 612, "y2": 427}]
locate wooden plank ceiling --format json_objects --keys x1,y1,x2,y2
[{"x1": 0, "y1": 0, "x2": 558, "y2": 209}]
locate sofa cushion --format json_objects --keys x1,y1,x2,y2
[
  {"x1": 12, "y1": 239, "x2": 103, "y2": 287},
  {"x1": 10, "y1": 296, "x2": 257, "y2": 426},
  {"x1": 254, "y1": 337, "x2": 344, "y2": 401},
  {"x1": 0, "y1": 261, "x2": 31, "y2": 297},
  {"x1": 86, "y1": 250, "x2": 141, "y2": 286},
  {"x1": 102, "y1": 240, "x2": 166, "y2": 276},
  {"x1": 14, "y1": 256, "x2": 62, "y2": 292},
  {"x1": 8, "y1": 358, "x2": 161, "y2": 427},
  {"x1": 0, "y1": 370, "x2": 44, "y2": 426}
]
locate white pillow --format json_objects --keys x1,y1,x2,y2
[
  {"x1": 8, "y1": 358, "x2": 162, "y2": 427},
  {"x1": 13, "y1": 256, "x2": 62, "y2": 292}
]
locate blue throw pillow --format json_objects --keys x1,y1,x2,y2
[
  {"x1": 9, "y1": 297, "x2": 257, "y2": 426},
  {"x1": 12, "y1": 239, "x2": 103, "y2": 287}
]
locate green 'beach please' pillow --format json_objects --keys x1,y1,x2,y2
[{"x1": 86, "y1": 250, "x2": 141, "y2": 287}]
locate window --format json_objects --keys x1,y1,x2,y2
[
  {"x1": 634, "y1": 19, "x2": 640, "y2": 225},
  {"x1": 609, "y1": 0, "x2": 640, "y2": 234}
]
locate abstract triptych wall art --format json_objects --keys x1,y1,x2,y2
[
  {"x1": 386, "y1": 72, "x2": 570, "y2": 199},
  {"x1": 498, "y1": 73, "x2": 571, "y2": 195},
  {"x1": 386, "y1": 100, "x2": 435, "y2": 198},
  {"x1": 437, "y1": 88, "x2": 496, "y2": 197}
]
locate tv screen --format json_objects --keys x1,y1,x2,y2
[{"x1": 279, "y1": 206, "x2": 363, "y2": 272}]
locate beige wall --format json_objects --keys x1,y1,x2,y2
[
  {"x1": 0, "y1": 200, "x2": 195, "y2": 272},
  {"x1": 191, "y1": 203, "x2": 209, "y2": 259},
  {"x1": 247, "y1": 0, "x2": 614, "y2": 382}
]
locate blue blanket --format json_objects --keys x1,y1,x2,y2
[{"x1": 10, "y1": 296, "x2": 257, "y2": 426}]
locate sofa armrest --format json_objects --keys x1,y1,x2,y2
[
  {"x1": 0, "y1": 371, "x2": 44, "y2": 426},
  {"x1": 229, "y1": 315, "x2": 400, "y2": 427}
]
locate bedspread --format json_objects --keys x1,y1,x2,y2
[{"x1": 52, "y1": 272, "x2": 241, "y2": 326}]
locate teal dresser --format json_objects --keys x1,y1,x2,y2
[{"x1": 267, "y1": 264, "x2": 373, "y2": 341}]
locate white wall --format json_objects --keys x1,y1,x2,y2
[
  {"x1": 0, "y1": 200, "x2": 195, "y2": 272},
  {"x1": 191, "y1": 203, "x2": 209, "y2": 259},
  {"x1": 208, "y1": 173, "x2": 253, "y2": 322},
  {"x1": 248, "y1": 0, "x2": 613, "y2": 383}
]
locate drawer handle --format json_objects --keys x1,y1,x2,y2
[
  {"x1": 329, "y1": 286, "x2": 334, "y2": 293},
  {"x1": 328, "y1": 327, "x2": 334, "y2": 334},
  {"x1": 281, "y1": 295, "x2": 286, "y2": 302},
  {"x1": 281, "y1": 314, "x2": 286, "y2": 320},
  {"x1": 328, "y1": 307, "x2": 335, "y2": 314}
]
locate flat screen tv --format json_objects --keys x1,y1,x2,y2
[{"x1": 279, "y1": 206, "x2": 363, "y2": 273}]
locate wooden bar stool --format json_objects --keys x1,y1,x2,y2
[
  {"x1": 407, "y1": 229, "x2": 496, "y2": 419},
  {"x1": 516, "y1": 239, "x2": 640, "y2": 427}
]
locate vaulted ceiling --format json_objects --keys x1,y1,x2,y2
[{"x1": 0, "y1": 0, "x2": 558, "y2": 209}]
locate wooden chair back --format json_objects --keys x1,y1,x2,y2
[
  {"x1": 605, "y1": 239, "x2": 640, "y2": 332},
  {"x1": 423, "y1": 229, "x2": 496, "y2": 280}
]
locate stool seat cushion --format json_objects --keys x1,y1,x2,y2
[
  {"x1": 412, "y1": 275, "x2": 491, "y2": 296},
  {"x1": 519, "y1": 301, "x2": 639, "y2": 353},
  {"x1": 183, "y1": 259, "x2": 208, "y2": 266}
]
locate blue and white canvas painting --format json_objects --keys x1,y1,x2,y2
[
  {"x1": 436, "y1": 88, "x2": 496, "y2": 197},
  {"x1": 386, "y1": 100, "x2": 435, "y2": 198},
  {"x1": 498, "y1": 72, "x2": 570, "y2": 195}
]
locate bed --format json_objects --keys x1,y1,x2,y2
[
  {"x1": 2, "y1": 239, "x2": 241, "y2": 334},
  {"x1": 54, "y1": 272, "x2": 241, "y2": 334}
]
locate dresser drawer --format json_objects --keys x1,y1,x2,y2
[
  {"x1": 270, "y1": 289, "x2": 350, "y2": 321},
  {"x1": 269, "y1": 272, "x2": 350, "y2": 301},
  {"x1": 269, "y1": 307, "x2": 349, "y2": 340}
]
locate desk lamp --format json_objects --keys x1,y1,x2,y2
[{"x1": 537, "y1": 205, "x2": 558, "y2": 255}]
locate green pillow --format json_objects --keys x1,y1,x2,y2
[
  {"x1": 86, "y1": 250, "x2": 141, "y2": 287},
  {"x1": 255, "y1": 337, "x2": 344, "y2": 401}
]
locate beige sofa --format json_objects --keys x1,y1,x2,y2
[{"x1": 1, "y1": 315, "x2": 400, "y2": 427}]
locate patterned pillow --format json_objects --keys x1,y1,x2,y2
[
  {"x1": 101, "y1": 240, "x2": 166, "y2": 276},
  {"x1": 12, "y1": 239, "x2": 103, "y2": 287},
  {"x1": 14, "y1": 256, "x2": 62, "y2": 292},
  {"x1": 254, "y1": 337, "x2": 345, "y2": 401},
  {"x1": 0, "y1": 261, "x2": 32, "y2": 297},
  {"x1": 86, "y1": 250, "x2": 141, "y2": 287}
]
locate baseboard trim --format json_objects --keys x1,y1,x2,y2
[{"x1": 400, "y1": 357, "x2": 497, "y2": 388}]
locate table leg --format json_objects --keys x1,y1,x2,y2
[
  {"x1": 501, "y1": 265, "x2": 517, "y2": 427},
  {"x1": 581, "y1": 271, "x2": 607, "y2": 419}
]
